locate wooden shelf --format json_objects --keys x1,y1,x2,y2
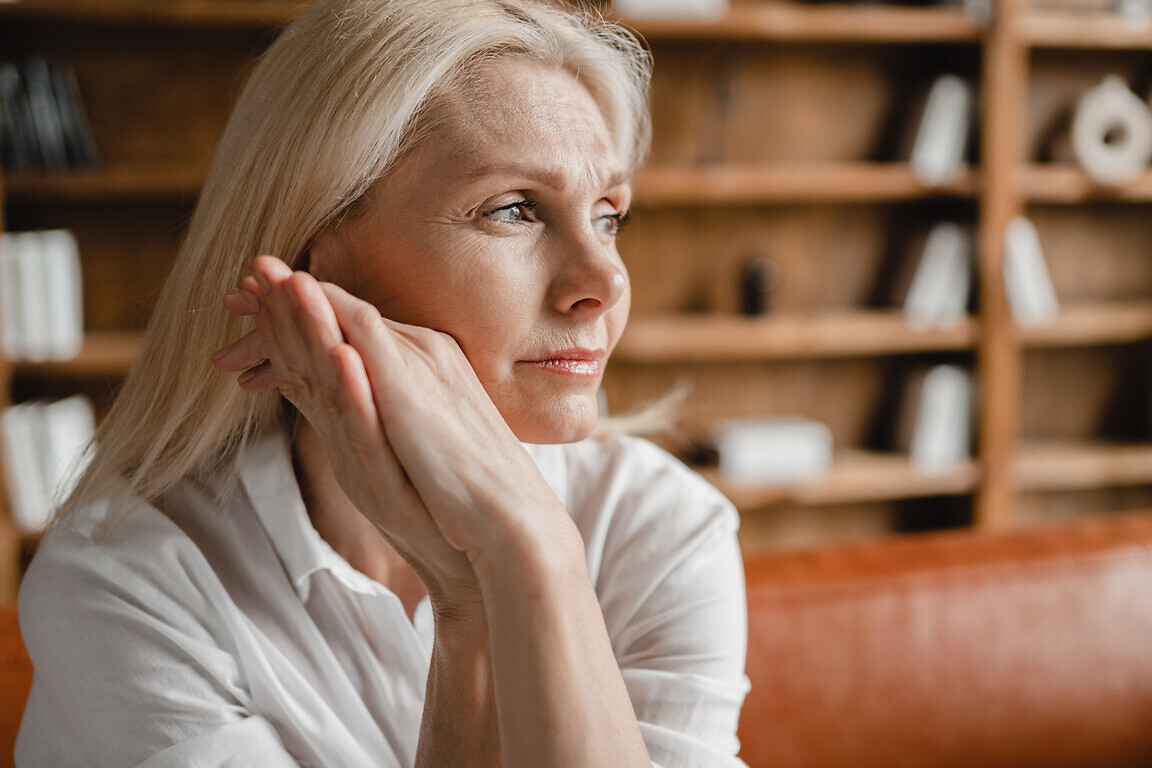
[
  {"x1": 1020, "y1": 302, "x2": 1152, "y2": 348},
  {"x1": 697, "y1": 450, "x2": 981, "y2": 510},
  {"x1": 0, "y1": 0, "x2": 306, "y2": 27},
  {"x1": 1016, "y1": 441, "x2": 1152, "y2": 492},
  {"x1": 1020, "y1": 11, "x2": 1152, "y2": 49},
  {"x1": 619, "y1": 4, "x2": 985, "y2": 43},
  {"x1": 12, "y1": 331, "x2": 140, "y2": 379},
  {"x1": 614, "y1": 310, "x2": 978, "y2": 363},
  {"x1": 1021, "y1": 165, "x2": 1152, "y2": 203},
  {"x1": 633, "y1": 163, "x2": 977, "y2": 205},
  {"x1": 5, "y1": 165, "x2": 205, "y2": 202}
]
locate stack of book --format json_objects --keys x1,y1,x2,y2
[
  {"x1": 1, "y1": 395, "x2": 96, "y2": 531},
  {"x1": 0, "y1": 57, "x2": 99, "y2": 173},
  {"x1": 0, "y1": 229, "x2": 85, "y2": 362}
]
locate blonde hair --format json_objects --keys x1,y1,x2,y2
[{"x1": 63, "y1": 0, "x2": 651, "y2": 514}]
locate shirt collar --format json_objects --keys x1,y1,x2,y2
[
  {"x1": 238, "y1": 426, "x2": 384, "y2": 602},
  {"x1": 238, "y1": 426, "x2": 574, "y2": 603}
]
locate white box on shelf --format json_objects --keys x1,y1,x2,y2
[
  {"x1": 613, "y1": 0, "x2": 728, "y2": 20},
  {"x1": 713, "y1": 416, "x2": 833, "y2": 485}
]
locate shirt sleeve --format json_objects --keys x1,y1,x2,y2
[
  {"x1": 16, "y1": 523, "x2": 300, "y2": 768},
  {"x1": 578, "y1": 438, "x2": 751, "y2": 768}
]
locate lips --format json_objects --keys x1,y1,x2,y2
[{"x1": 522, "y1": 348, "x2": 606, "y2": 377}]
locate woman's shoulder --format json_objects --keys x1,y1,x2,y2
[{"x1": 528, "y1": 434, "x2": 738, "y2": 547}]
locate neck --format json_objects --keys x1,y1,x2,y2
[{"x1": 291, "y1": 419, "x2": 427, "y2": 619}]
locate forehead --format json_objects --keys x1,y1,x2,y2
[{"x1": 417, "y1": 58, "x2": 623, "y2": 182}]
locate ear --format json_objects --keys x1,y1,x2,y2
[{"x1": 305, "y1": 227, "x2": 339, "y2": 281}]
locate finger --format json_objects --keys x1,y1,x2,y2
[
  {"x1": 211, "y1": 329, "x2": 266, "y2": 372},
  {"x1": 248, "y1": 264, "x2": 347, "y2": 405},
  {"x1": 236, "y1": 360, "x2": 278, "y2": 392},
  {"x1": 222, "y1": 287, "x2": 260, "y2": 316}
]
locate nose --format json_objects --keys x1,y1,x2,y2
[{"x1": 549, "y1": 231, "x2": 629, "y2": 317}]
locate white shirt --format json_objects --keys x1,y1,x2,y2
[{"x1": 17, "y1": 428, "x2": 749, "y2": 767}]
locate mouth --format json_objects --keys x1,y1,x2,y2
[{"x1": 521, "y1": 348, "x2": 606, "y2": 377}]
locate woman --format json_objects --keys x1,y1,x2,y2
[{"x1": 16, "y1": 1, "x2": 749, "y2": 765}]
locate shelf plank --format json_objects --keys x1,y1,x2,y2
[
  {"x1": 697, "y1": 450, "x2": 981, "y2": 509},
  {"x1": 614, "y1": 310, "x2": 978, "y2": 362},
  {"x1": 1020, "y1": 11, "x2": 1152, "y2": 49},
  {"x1": 5, "y1": 165, "x2": 205, "y2": 202},
  {"x1": 620, "y1": 4, "x2": 985, "y2": 43},
  {"x1": 0, "y1": 0, "x2": 307, "y2": 26},
  {"x1": 634, "y1": 163, "x2": 977, "y2": 205},
  {"x1": 1021, "y1": 164, "x2": 1152, "y2": 203},
  {"x1": 1016, "y1": 441, "x2": 1152, "y2": 492},
  {"x1": 12, "y1": 331, "x2": 140, "y2": 379},
  {"x1": 1020, "y1": 302, "x2": 1152, "y2": 348}
]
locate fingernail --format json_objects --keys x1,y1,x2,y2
[
  {"x1": 211, "y1": 346, "x2": 230, "y2": 361},
  {"x1": 237, "y1": 368, "x2": 257, "y2": 385}
]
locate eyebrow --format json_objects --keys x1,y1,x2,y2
[{"x1": 466, "y1": 162, "x2": 631, "y2": 191}]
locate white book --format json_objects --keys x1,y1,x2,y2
[
  {"x1": 41, "y1": 394, "x2": 95, "y2": 507},
  {"x1": 911, "y1": 75, "x2": 973, "y2": 187},
  {"x1": 1, "y1": 402, "x2": 53, "y2": 530},
  {"x1": 40, "y1": 228, "x2": 84, "y2": 360},
  {"x1": 12, "y1": 231, "x2": 53, "y2": 362},
  {"x1": 0, "y1": 233, "x2": 24, "y2": 359},
  {"x1": 713, "y1": 416, "x2": 833, "y2": 485},
  {"x1": 1003, "y1": 216, "x2": 1059, "y2": 328},
  {"x1": 909, "y1": 365, "x2": 973, "y2": 471},
  {"x1": 903, "y1": 222, "x2": 972, "y2": 330},
  {"x1": 613, "y1": 0, "x2": 728, "y2": 20}
]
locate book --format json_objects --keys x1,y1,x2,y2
[
  {"x1": 909, "y1": 365, "x2": 973, "y2": 471},
  {"x1": 0, "y1": 229, "x2": 84, "y2": 362},
  {"x1": 1, "y1": 395, "x2": 95, "y2": 531},
  {"x1": 0, "y1": 60, "x2": 41, "y2": 173},
  {"x1": 0, "y1": 57, "x2": 98, "y2": 173},
  {"x1": 1003, "y1": 216, "x2": 1059, "y2": 328},
  {"x1": 910, "y1": 74, "x2": 973, "y2": 187},
  {"x1": 712, "y1": 416, "x2": 834, "y2": 485},
  {"x1": 895, "y1": 365, "x2": 973, "y2": 472},
  {"x1": 903, "y1": 222, "x2": 972, "y2": 330}
]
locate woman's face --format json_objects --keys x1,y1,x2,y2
[{"x1": 310, "y1": 58, "x2": 632, "y2": 444}]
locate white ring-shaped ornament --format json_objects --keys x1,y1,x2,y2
[{"x1": 1071, "y1": 75, "x2": 1152, "y2": 186}]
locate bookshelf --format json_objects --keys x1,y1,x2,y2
[
  {"x1": 601, "y1": 0, "x2": 1152, "y2": 550},
  {"x1": 2, "y1": 0, "x2": 1152, "y2": 599}
]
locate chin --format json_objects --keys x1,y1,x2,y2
[{"x1": 509, "y1": 396, "x2": 600, "y2": 445}]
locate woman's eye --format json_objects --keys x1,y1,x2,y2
[
  {"x1": 485, "y1": 200, "x2": 536, "y2": 224},
  {"x1": 595, "y1": 209, "x2": 632, "y2": 237}
]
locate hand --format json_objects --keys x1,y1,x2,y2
[
  {"x1": 212, "y1": 257, "x2": 567, "y2": 594},
  {"x1": 213, "y1": 256, "x2": 478, "y2": 604}
]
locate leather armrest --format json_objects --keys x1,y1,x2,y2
[{"x1": 738, "y1": 513, "x2": 1152, "y2": 768}]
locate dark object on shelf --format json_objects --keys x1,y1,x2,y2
[
  {"x1": 0, "y1": 57, "x2": 99, "y2": 173},
  {"x1": 740, "y1": 256, "x2": 779, "y2": 316}
]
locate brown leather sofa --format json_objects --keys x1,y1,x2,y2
[
  {"x1": 3, "y1": 513, "x2": 1151, "y2": 768},
  {"x1": 738, "y1": 511, "x2": 1152, "y2": 768}
]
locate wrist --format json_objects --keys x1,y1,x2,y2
[{"x1": 468, "y1": 504, "x2": 588, "y2": 603}]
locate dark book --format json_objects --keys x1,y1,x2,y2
[
  {"x1": 0, "y1": 60, "x2": 43, "y2": 172},
  {"x1": 48, "y1": 59, "x2": 99, "y2": 169}
]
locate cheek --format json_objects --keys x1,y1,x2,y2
[{"x1": 607, "y1": 280, "x2": 632, "y2": 351}]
